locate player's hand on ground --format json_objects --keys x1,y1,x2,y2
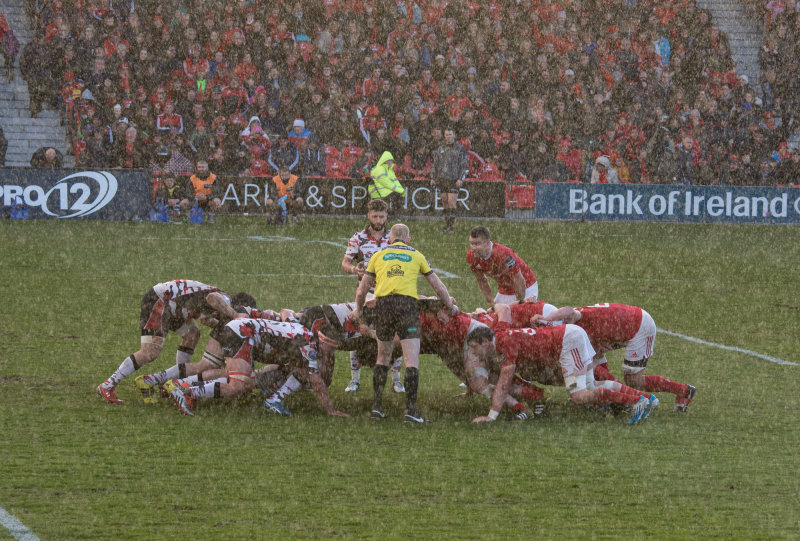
[
  {"x1": 472, "y1": 416, "x2": 495, "y2": 423},
  {"x1": 329, "y1": 410, "x2": 350, "y2": 417}
]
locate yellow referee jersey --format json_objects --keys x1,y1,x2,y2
[{"x1": 365, "y1": 241, "x2": 432, "y2": 298}]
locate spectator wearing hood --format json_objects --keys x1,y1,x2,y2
[
  {"x1": 369, "y1": 151, "x2": 405, "y2": 216},
  {"x1": 589, "y1": 155, "x2": 620, "y2": 183}
]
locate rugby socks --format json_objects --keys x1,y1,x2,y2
[
  {"x1": 268, "y1": 374, "x2": 302, "y2": 402},
  {"x1": 391, "y1": 358, "x2": 403, "y2": 383},
  {"x1": 593, "y1": 363, "x2": 620, "y2": 383},
  {"x1": 188, "y1": 380, "x2": 223, "y2": 399},
  {"x1": 176, "y1": 346, "x2": 193, "y2": 365},
  {"x1": 104, "y1": 355, "x2": 139, "y2": 387},
  {"x1": 350, "y1": 352, "x2": 361, "y2": 383},
  {"x1": 619, "y1": 383, "x2": 650, "y2": 399},
  {"x1": 183, "y1": 374, "x2": 202, "y2": 385},
  {"x1": 519, "y1": 384, "x2": 544, "y2": 402},
  {"x1": 513, "y1": 375, "x2": 545, "y2": 402},
  {"x1": 644, "y1": 375, "x2": 689, "y2": 398},
  {"x1": 144, "y1": 363, "x2": 184, "y2": 385},
  {"x1": 593, "y1": 388, "x2": 640, "y2": 406},
  {"x1": 404, "y1": 367, "x2": 419, "y2": 415},
  {"x1": 372, "y1": 364, "x2": 389, "y2": 411},
  {"x1": 600, "y1": 379, "x2": 651, "y2": 399}
]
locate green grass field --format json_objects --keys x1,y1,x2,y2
[{"x1": 1, "y1": 217, "x2": 798, "y2": 540}]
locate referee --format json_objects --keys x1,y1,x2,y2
[{"x1": 349, "y1": 224, "x2": 458, "y2": 423}]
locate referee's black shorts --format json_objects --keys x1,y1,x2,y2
[{"x1": 375, "y1": 295, "x2": 421, "y2": 341}]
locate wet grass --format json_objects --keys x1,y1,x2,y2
[{"x1": 0, "y1": 217, "x2": 798, "y2": 539}]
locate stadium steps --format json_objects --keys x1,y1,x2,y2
[
  {"x1": 696, "y1": 0, "x2": 762, "y2": 90},
  {"x1": 0, "y1": 0, "x2": 73, "y2": 167},
  {"x1": 698, "y1": 0, "x2": 800, "y2": 148}
]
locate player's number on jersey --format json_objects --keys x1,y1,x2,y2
[{"x1": 509, "y1": 328, "x2": 537, "y2": 336}]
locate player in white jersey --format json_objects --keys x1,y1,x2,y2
[
  {"x1": 281, "y1": 302, "x2": 371, "y2": 386},
  {"x1": 340, "y1": 198, "x2": 404, "y2": 393},
  {"x1": 255, "y1": 302, "x2": 383, "y2": 408},
  {"x1": 97, "y1": 280, "x2": 242, "y2": 404},
  {"x1": 165, "y1": 318, "x2": 348, "y2": 417},
  {"x1": 134, "y1": 294, "x2": 280, "y2": 403}
]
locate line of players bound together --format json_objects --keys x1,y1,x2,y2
[{"x1": 96, "y1": 200, "x2": 695, "y2": 424}]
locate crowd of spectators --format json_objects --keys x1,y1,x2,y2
[{"x1": 17, "y1": 0, "x2": 800, "y2": 186}]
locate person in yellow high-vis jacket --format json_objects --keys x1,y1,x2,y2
[{"x1": 369, "y1": 151, "x2": 405, "y2": 216}]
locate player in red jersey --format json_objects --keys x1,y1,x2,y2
[
  {"x1": 340, "y1": 198, "x2": 404, "y2": 394},
  {"x1": 536, "y1": 303, "x2": 696, "y2": 412},
  {"x1": 466, "y1": 226, "x2": 538, "y2": 307},
  {"x1": 469, "y1": 300, "x2": 559, "y2": 406},
  {"x1": 96, "y1": 280, "x2": 243, "y2": 404},
  {"x1": 471, "y1": 299, "x2": 558, "y2": 329},
  {"x1": 165, "y1": 318, "x2": 348, "y2": 417},
  {"x1": 418, "y1": 302, "x2": 536, "y2": 420},
  {"x1": 473, "y1": 304, "x2": 658, "y2": 425}
]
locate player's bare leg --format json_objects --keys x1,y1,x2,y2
[{"x1": 166, "y1": 357, "x2": 255, "y2": 416}]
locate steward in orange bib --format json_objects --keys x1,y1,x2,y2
[
  {"x1": 180, "y1": 160, "x2": 222, "y2": 213},
  {"x1": 265, "y1": 165, "x2": 305, "y2": 225}
]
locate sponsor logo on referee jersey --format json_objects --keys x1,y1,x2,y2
[{"x1": 383, "y1": 253, "x2": 412, "y2": 262}]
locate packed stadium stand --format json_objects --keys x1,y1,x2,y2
[{"x1": 1, "y1": 0, "x2": 798, "y2": 186}]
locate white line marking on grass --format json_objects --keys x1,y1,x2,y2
[
  {"x1": 432, "y1": 267, "x2": 459, "y2": 279},
  {"x1": 247, "y1": 237, "x2": 461, "y2": 279},
  {"x1": 247, "y1": 273, "x2": 352, "y2": 278},
  {"x1": 658, "y1": 328, "x2": 797, "y2": 366},
  {"x1": 606, "y1": 278, "x2": 685, "y2": 282},
  {"x1": 0, "y1": 506, "x2": 39, "y2": 541},
  {"x1": 140, "y1": 237, "x2": 240, "y2": 241}
]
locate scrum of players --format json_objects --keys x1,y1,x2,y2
[{"x1": 96, "y1": 223, "x2": 695, "y2": 425}]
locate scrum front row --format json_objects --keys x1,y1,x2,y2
[{"x1": 97, "y1": 279, "x2": 695, "y2": 424}]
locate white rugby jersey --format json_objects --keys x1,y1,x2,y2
[
  {"x1": 224, "y1": 318, "x2": 318, "y2": 371},
  {"x1": 152, "y1": 279, "x2": 228, "y2": 316},
  {"x1": 345, "y1": 228, "x2": 390, "y2": 272}
]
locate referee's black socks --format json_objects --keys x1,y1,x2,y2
[
  {"x1": 373, "y1": 364, "x2": 389, "y2": 411},
  {"x1": 405, "y1": 367, "x2": 419, "y2": 415}
]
